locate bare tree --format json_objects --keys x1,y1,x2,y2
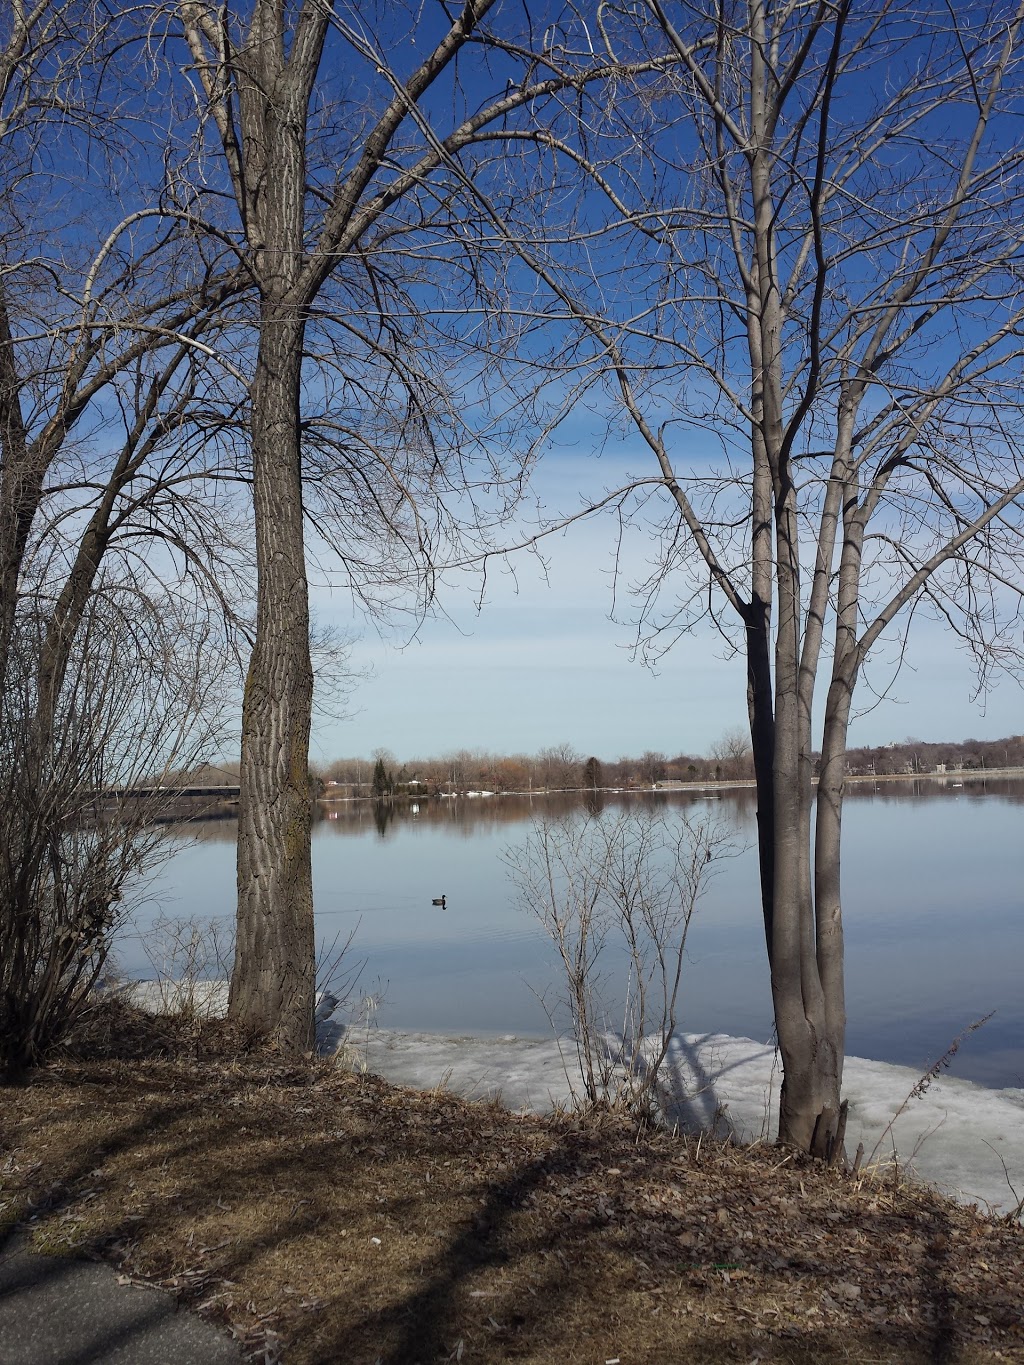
[
  {"x1": 709, "y1": 729, "x2": 753, "y2": 781},
  {"x1": 637, "y1": 749, "x2": 667, "y2": 786},
  {"x1": 172, "y1": 2, "x2": 678, "y2": 1049},
  {"x1": 0, "y1": 9, "x2": 250, "y2": 705},
  {"x1": 496, "y1": 2, "x2": 1024, "y2": 1150},
  {"x1": 0, "y1": 6, "x2": 249, "y2": 1075},
  {"x1": 537, "y1": 741, "x2": 583, "y2": 790}
]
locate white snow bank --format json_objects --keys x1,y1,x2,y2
[
  {"x1": 328, "y1": 1025, "x2": 1024, "y2": 1217},
  {"x1": 116, "y1": 980, "x2": 337, "y2": 1022},
  {"x1": 113, "y1": 983, "x2": 1024, "y2": 1216},
  {"x1": 117, "y1": 979, "x2": 230, "y2": 1017}
]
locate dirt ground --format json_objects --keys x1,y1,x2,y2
[{"x1": 1, "y1": 1005, "x2": 1022, "y2": 1364}]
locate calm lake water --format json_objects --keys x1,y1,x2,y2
[{"x1": 122, "y1": 779, "x2": 1024, "y2": 1090}]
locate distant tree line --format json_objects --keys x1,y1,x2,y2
[
  {"x1": 318, "y1": 732, "x2": 757, "y2": 795},
  {"x1": 172, "y1": 732, "x2": 1023, "y2": 800},
  {"x1": 311, "y1": 731, "x2": 1023, "y2": 796},
  {"x1": 844, "y1": 735, "x2": 1024, "y2": 777}
]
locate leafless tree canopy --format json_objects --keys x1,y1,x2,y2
[
  {"x1": 483, "y1": 1, "x2": 1024, "y2": 1150},
  {"x1": 0, "y1": 4, "x2": 243, "y2": 1077}
]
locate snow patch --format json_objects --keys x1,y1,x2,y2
[
  {"x1": 330, "y1": 1025, "x2": 1024, "y2": 1216},
  {"x1": 112, "y1": 982, "x2": 1024, "y2": 1216}
]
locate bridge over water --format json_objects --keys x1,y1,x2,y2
[{"x1": 101, "y1": 784, "x2": 240, "y2": 800}]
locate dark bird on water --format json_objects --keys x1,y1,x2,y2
[{"x1": 431, "y1": 895, "x2": 446, "y2": 908}]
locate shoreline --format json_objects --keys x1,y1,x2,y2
[
  {"x1": 332, "y1": 1026, "x2": 1024, "y2": 1215},
  {"x1": 116, "y1": 984, "x2": 1024, "y2": 1216},
  {"x1": 316, "y1": 767, "x2": 1024, "y2": 804}
]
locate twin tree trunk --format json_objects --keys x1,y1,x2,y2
[{"x1": 747, "y1": 550, "x2": 850, "y2": 1157}]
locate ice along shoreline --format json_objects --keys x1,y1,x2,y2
[
  {"x1": 116, "y1": 983, "x2": 1023, "y2": 1218},
  {"x1": 328, "y1": 1025, "x2": 1024, "y2": 1218}
]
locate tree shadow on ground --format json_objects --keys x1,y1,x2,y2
[{"x1": 3, "y1": 1052, "x2": 1019, "y2": 1365}]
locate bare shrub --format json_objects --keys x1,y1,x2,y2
[
  {"x1": 507, "y1": 807, "x2": 733, "y2": 1120},
  {"x1": 130, "y1": 911, "x2": 236, "y2": 1020},
  {"x1": 0, "y1": 590, "x2": 223, "y2": 1080}
]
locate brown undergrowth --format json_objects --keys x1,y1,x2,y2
[{"x1": 1, "y1": 1002, "x2": 1021, "y2": 1364}]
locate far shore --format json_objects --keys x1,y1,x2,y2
[{"x1": 315, "y1": 765, "x2": 1024, "y2": 803}]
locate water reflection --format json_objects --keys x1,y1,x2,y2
[
  {"x1": 130, "y1": 779, "x2": 1023, "y2": 1088},
  {"x1": 843, "y1": 774, "x2": 1024, "y2": 804},
  {"x1": 316, "y1": 785, "x2": 759, "y2": 838}
]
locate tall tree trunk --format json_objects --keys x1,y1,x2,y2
[
  {"x1": 230, "y1": 309, "x2": 315, "y2": 1051},
  {"x1": 0, "y1": 285, "x2": 36, "y2": 692},
  {"x1": 215, "y1": 3, "x2": 327, "y2": 1052},
  {"x1": 746, "y1": 596, "x2": 775, "y2": 953},
  {"x1": 810, "y1": 468, "x2": 866, "y2": 1119},
  {"x1": 771, "y1": 492, "x2": 836, "y2": 1152}
]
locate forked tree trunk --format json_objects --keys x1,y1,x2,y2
[
  {"x1": 764, "y1": 709, "x2": 844, "y2": 1152},
  {"x1": 753, "y1": 480, "x2": 846, "y2": 1155}
]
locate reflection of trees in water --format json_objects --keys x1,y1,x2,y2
[
  {"x1": 313, "y1": 787, "x2": 760, "y2": 836},
  {"x1": 163, "y1": 777, "x2": 1021, "y2": 847},
  {"x1": 844, "y1": 776, "x2": 1024, "y2": 806},
  {"x1": 163, "y1": 817, "x2": 240, "y2": 846},
  {"x1": 372, "y1": 800, "x2": 396, "y2": 839}
]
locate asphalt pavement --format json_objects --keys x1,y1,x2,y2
[{"x1": 0, "y1": 1231, "x2": 244, "y2": 1365}]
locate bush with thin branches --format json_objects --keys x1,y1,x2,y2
[
  {"x1": 507, "y1": 807, "x2": 733, "y2": 1120},
  {"x1": 0, "y1": 589, "x2": 223, "y2": 1080}
]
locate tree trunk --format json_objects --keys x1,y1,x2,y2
[
  {"x1": 807, "y1": 468, "x2": 867, "y2": 1133},
  {"x1": 219, "y1": 4, "x2": 327, "y2": 1054},
  {"x1": 0, "y1": 286, "x2": 36, "y2": 693},
  {"x1": 770, "y1": 482, "x2": 841, "y2": 1154},
  {"x1": 230, "y1": 309, "x2": 315, "y2": 1052}
]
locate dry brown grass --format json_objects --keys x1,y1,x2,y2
[{"x1": 1, "y1": 1002, "x2": 1021, "y2": 1364}]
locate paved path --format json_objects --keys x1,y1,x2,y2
[{"x1": 0, "y1": 1231, "x2": 243, "y2": 1365}]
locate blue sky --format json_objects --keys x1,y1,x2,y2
[
  {"x1": 311, "y1": 450, "x2": 1022, "y2": 763},
  {"x1": 289, "y1": 2, "x2": 1024, "y2": 765}
]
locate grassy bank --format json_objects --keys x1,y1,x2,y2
[{"x1": 1, "y1": 1005, "x2": 1021, "y2": 1364}]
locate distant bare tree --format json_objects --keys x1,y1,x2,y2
[
  {"x1": 709, "y1": 730, "x2": 753, "y2": 781},
  {"x1": 537, "y1": 742, "x2": 582, "y2": 790},
  {"x1": 637, "y1": 750, "x2": 667, "y2": 786}
]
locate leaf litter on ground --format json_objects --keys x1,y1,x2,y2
[{"x1": 0, "y1": 1000, "x2": 1022, "y2": 1364}]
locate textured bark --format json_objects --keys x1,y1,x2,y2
[
  {"x1": 769, "y1": 495, "x2": 840, "y2": 1154},
  {"x1": 177, "y1": 0, "x2": 512, "y2": 1051},
  {"x1": 213, "y1": 4, "x2": 325, "y2": 1050},
  {"x1": 0, "y1": 284, "x2": 36, "y2": 692},
  {"x1": 231, "y1": 310, "x2": 315, "y2": 1051}
]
